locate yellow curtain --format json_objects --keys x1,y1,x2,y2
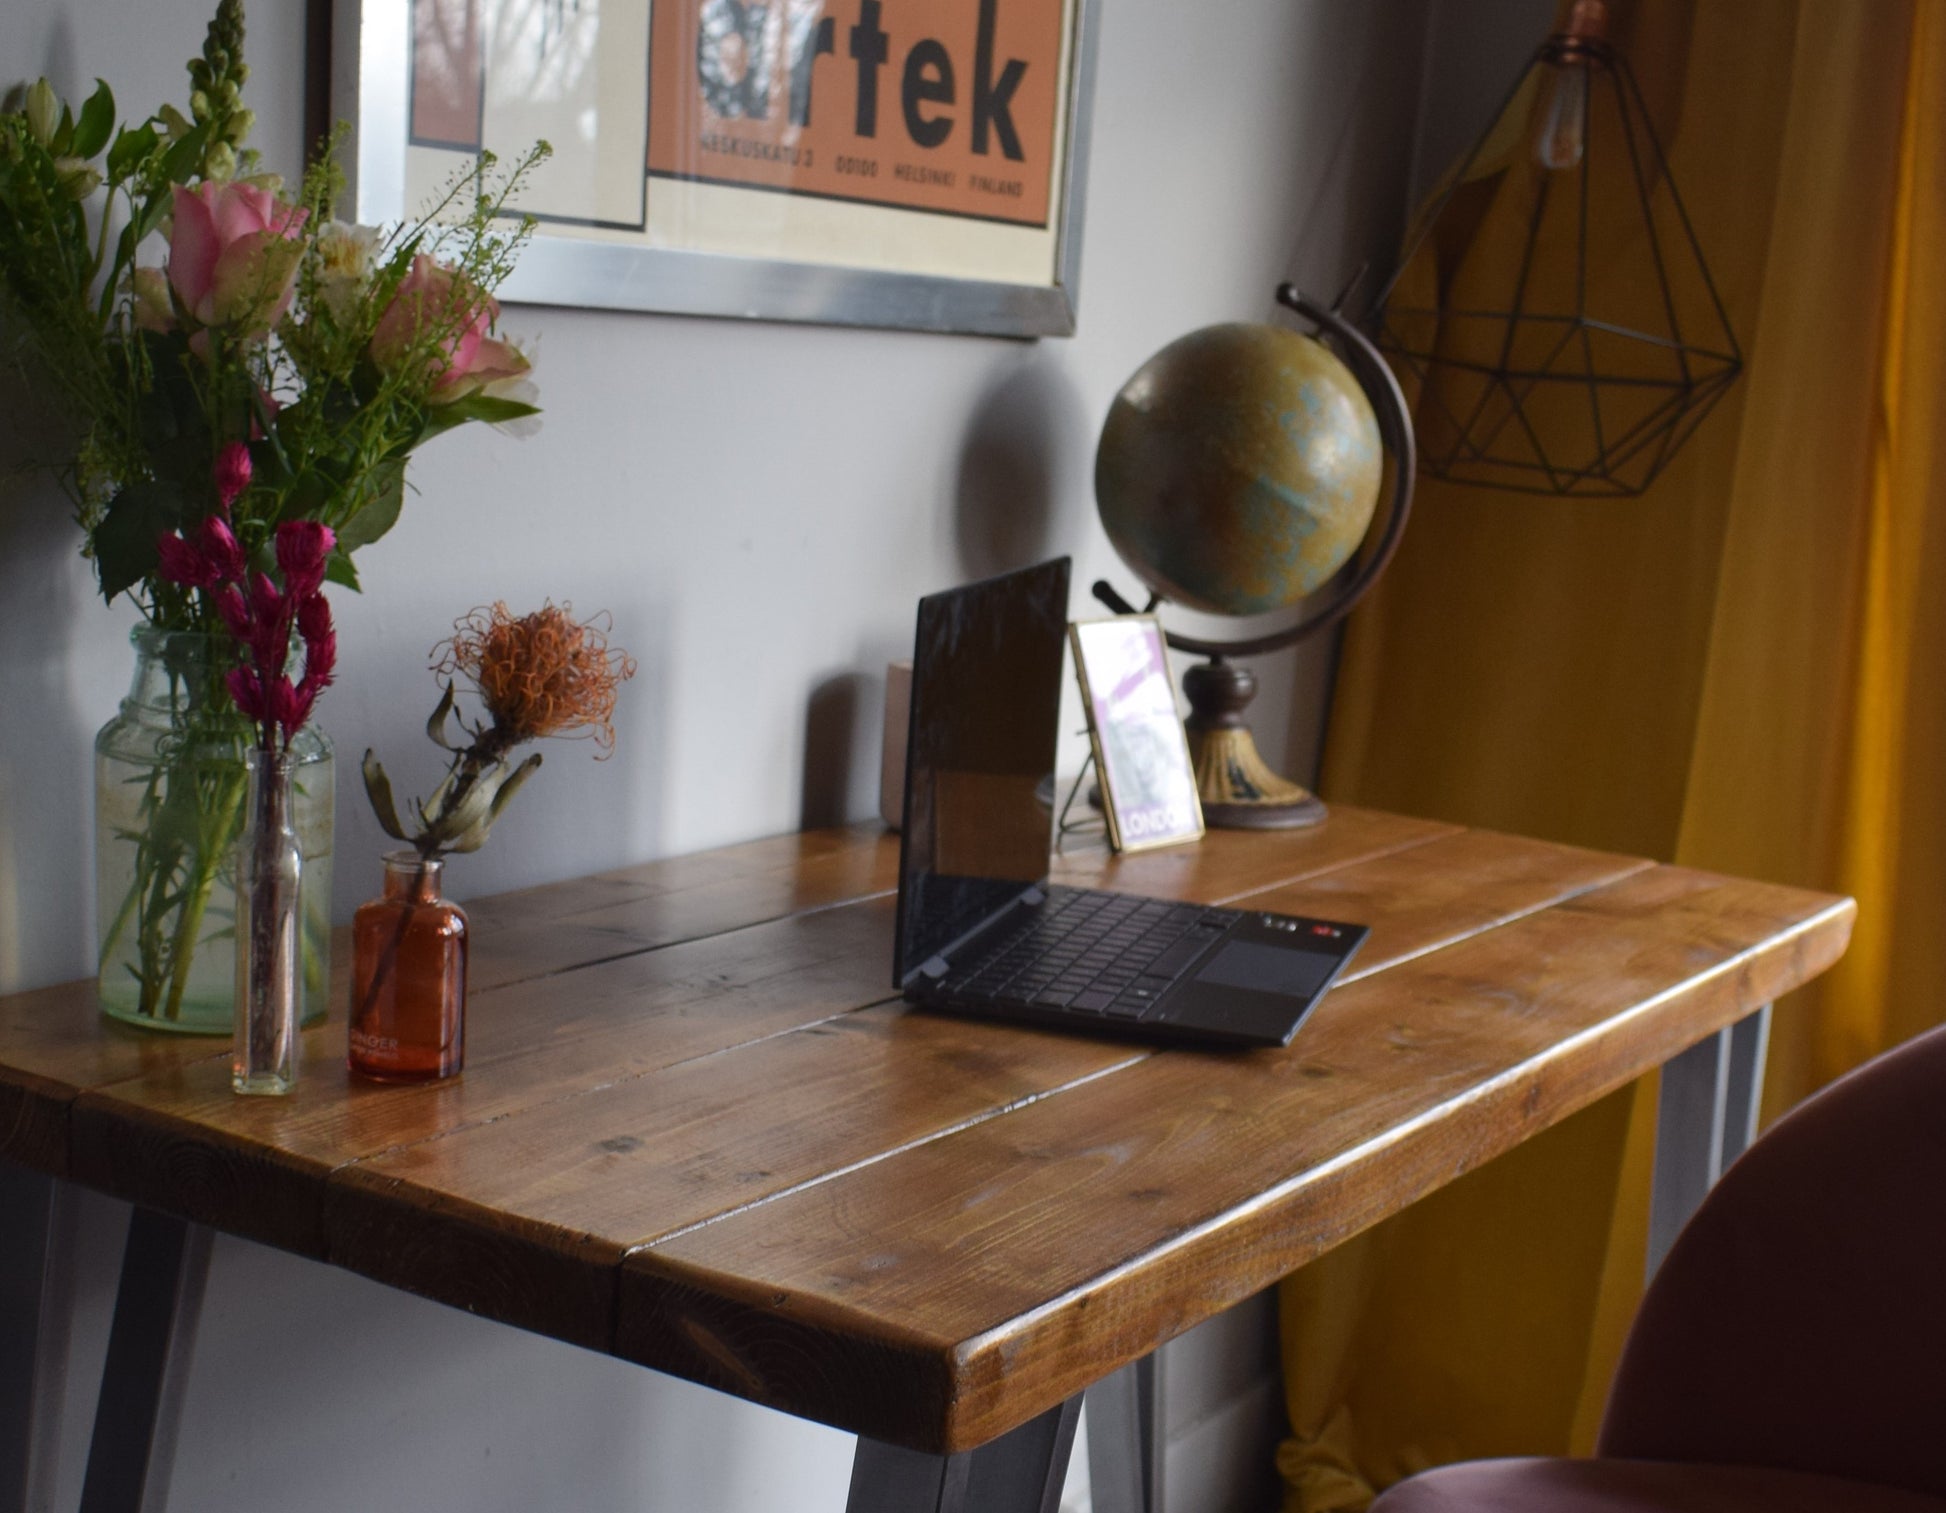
[{"x1": 1279, "y1": 1, "x2": 1946, "y2": 1506}]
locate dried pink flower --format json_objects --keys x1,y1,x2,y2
[{"x1": 214, "y1": 442, "x2": 252, "y2": 512}]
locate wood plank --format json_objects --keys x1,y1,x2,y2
[
  {"x1": 308, "y1": 825, "x2": 1613, "y2": 1346},
  {"x1": 617, "y1": 867, "x2": 1853, "y2": 1451},
  {"x1": 25, "y1": 827, "x2": 894, "y2": 1236},
  {"x1": 0, "y1": 803, "x2": 1411, "y2": 1164},
  {"x1": 45, "y1": 824, "x2": 1645, "y2": 1340},
  {"x1": 463, "y1": 824, "x2": 897, "y2": 990},
  {"x1": 466, "y1": 822, "x2": 889, "y2": 927},
  {"x1": 1, "y1": 826, "x2": 892, "y2": 1149},
  {"x1": 0, "y1": 1063, "x2": 83, "y2": 1176},
  {"x1": 1050, "y1": 805, "x2": 1456, "y2": 902},
  {"x1": 67, "y1": 896, "x2": 902, "y2": 1260},
  {"x1": 1251, "y1": 828, "x2": 1654, "y2": 980},
  {"x1": 320, "y1": 1008, "x2": 1143, "y2": 1349},
  {"x1": 0, "y1": 924, "x2": 383, "y2": 1174},
  {"x1": 0, "y1": 980, "x2": 246, "y2": 1174}
]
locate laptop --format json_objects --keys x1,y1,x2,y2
[{"x1": 894, "y1": 557, "x2": 1368, "y2": 1049}]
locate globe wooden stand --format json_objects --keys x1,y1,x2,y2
[
  {"x1": 1094, "y1": 286, "x2": 1416, "y2": 831},
  {"x1": 1182, "y1": 659, "x2": 1326, "y2": 828}
]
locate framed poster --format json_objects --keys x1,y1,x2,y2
[
  {"x1": 331, "y1": 0, "x2": 1099, "y2": 335},
  {"x1": 1069, "y1": 616, "x2": 1205, "y2": 854}
]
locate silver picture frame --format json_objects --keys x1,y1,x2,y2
[{"x1": 330, "y1": 0, "x2": 1099, "y2": 337}]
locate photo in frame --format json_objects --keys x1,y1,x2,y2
[
  {"x1": 331, "y1": 0, "x2": 1100, "y2": 335},
  {"x1": 1069, "y1": 616, "x2": 1204, "y2": 853}
]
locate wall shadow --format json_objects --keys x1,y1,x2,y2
[
  {"x1": 799, "y1": 671, "x2": 872, "y2": 831},
  {"x1": 1280, "y1": 0, "x2": 1433, "y2": 311},
  {"x1": 0, "y1": 372, "x2": 99, "y2": 992},
  {"x1": 952, "y1": 358, "x2": 1088, "y2": 582}
]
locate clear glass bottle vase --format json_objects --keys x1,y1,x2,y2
[
  {"x1": 95, "y1": 628, "x2": 334, "y2": 1034},
  {"x1": 234, "y1": 748, "x2": 304, "y2": 1095},
  {"x1": 349, "y1": 852, "x2": 468, "y2": 1083}
]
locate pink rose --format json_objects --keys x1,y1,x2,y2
[
  {"x1": 167, "y1": 181, "x2": 309, "y2": 337},
  {"x1": 370, "y1": 254, "x2": 531, "y2": 404}
]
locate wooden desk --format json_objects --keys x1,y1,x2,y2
[{"x1": 0, "y1": 811, "x2": 1852, "y2": 1513}]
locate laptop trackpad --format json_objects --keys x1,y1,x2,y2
[
  {"x1": 1192, "y1": 939, "x2": 1340, "y2": 998},
  {"x1": 1155, "y1": 940, "x2": 1346, "y2": 1045}
]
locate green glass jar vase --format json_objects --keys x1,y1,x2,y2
[{"x1": 94, "y1": 627, "x2": 334, "y2": 1034}]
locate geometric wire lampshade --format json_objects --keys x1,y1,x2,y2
[{"x1": 1368, "y1": 0, "x2": 1741, "y2": 497}]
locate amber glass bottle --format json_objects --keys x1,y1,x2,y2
[{"x1": 349, "y1": 852, "x2": 467, "y2": 1081}]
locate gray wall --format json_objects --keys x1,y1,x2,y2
[{"x1": 0, "y1": 0, "x2": 1434, "y2": 1508}]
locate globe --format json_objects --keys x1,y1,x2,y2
[{"x1": 1095, "y1": 322, "x2": 1383, "y2": 617}]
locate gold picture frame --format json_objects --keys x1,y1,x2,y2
[{"x1": 1069, "y1": 615, "x2": 1204, "y2": 853}]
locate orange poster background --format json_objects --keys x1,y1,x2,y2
[{"x1": 647, "y1": 0, "x2": 1064, "y2": 228}]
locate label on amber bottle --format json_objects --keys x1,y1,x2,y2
[{"x1": 350, "y1": 1028, "x2": 401, "y2": 1055}]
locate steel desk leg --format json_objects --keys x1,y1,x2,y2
[
  {"x1": 847, "y1": 1396, "x2": 1081, "y2": 1513},
  {"x1": 1, "y1": 1164, "x2": 79, "y2": 1513},
  {"x1": 1647, "y1": 1004, "x2": 1771, "y2": 1278},
  {"x1": 77, "y1": 1210, "x2": 212, "y2": 1513},
  {"x1": 1084, "y1": 1352, "x2": 1165, "y2": 1513}
]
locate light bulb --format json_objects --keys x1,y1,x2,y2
[
  {"x1": 1533, "y1": 0, "x2": 1607, "y2": 172},
  {"x1": 1534, "y1": 60, "x2": 1588, "y2": 171}
]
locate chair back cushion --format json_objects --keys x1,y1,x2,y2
[{"x1": 1599, "y1": 1022, "x2": 1946, "y2": 1496}]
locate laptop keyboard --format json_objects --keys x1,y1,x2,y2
[{"x1": 937, "y1": 888, "x2": 1235, "y2": 1022}]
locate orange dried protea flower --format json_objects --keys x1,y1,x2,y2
[
  {"x1": 436, "y1": 601, "x2": 636, "y2": 753},
  {"x1": 363, "y1": 601, "x2": 634, "y2": 862}
]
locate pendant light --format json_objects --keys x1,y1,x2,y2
[{"x1": 1368, "y1": 0, "x2": 1741, "y2": 497}]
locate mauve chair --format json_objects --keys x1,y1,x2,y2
[{"x1": 1368, "y1": 1021, "x2": 1946, "y2": 1513}]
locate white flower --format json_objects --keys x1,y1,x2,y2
[
  {"x1": 54, "y1": 156, "x2": 101, "y2": 200},
  {"x1": 25, "y1": 80, "x2": 58, "y2": 147},
  {"x1": 129, "y1": 266, "x2": 175, "y2": 332},
  {"x1": 482, "y1": 349, "x2": 543, "y2": 438},
  {"x1": 314, "y1": 220, "x2": 380, "y2": 321}
]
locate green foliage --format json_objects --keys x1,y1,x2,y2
[
  {"x1": 418, "y1": 391, "x2": 541, "y2": 443},
  {"x1": 362, "y1": 739, "x2": 543, "y2": 860},
  {"x1": 93, "y1": 477, "x2": 187, "y2": 601},
  {"x1": 0, "y1": 2, "x2": 548, "y2": 635},
  {"x1": 334, "y1": 459, "x2": 406, "y2": 553},
  {"x1": 72, "y1": 82, "x2": 115, "y2": 161},
  {"x1": 364, "y1": 665, "x2": 559, "y2": 861}
]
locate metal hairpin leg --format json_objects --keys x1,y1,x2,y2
[
  {"x1": 1085, "y1": 1352, "x2": 1165, "y2": 1513},
  {"x1": 846, "y1": 1396, "x2": 1081, "y2": 1513},
  {"x1": 77, "y1": 1210, "x2": 213, "y2": 1513},
  {"x1": 1, "y1": 1164, "x2": 79, "y2": 1513},
  {"x1": 1646, "y1": 1004, "x2": 1772, "y2": 1279}
]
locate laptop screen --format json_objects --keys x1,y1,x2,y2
[{"x1": 894, "y1": 558, "x2": 1072, "y2": 986}]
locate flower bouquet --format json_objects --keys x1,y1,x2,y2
[{"x1": 0, "y1": 0, "x2": 547, "y2": 1030}]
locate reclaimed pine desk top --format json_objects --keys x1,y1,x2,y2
[{"x1": 0, "y1": 810, "x2": 1853, "y2": 1454}]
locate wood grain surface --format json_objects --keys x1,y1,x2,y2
[{"x1": 0, "y1": 808, "x2": 1853, "y2": 1453}]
